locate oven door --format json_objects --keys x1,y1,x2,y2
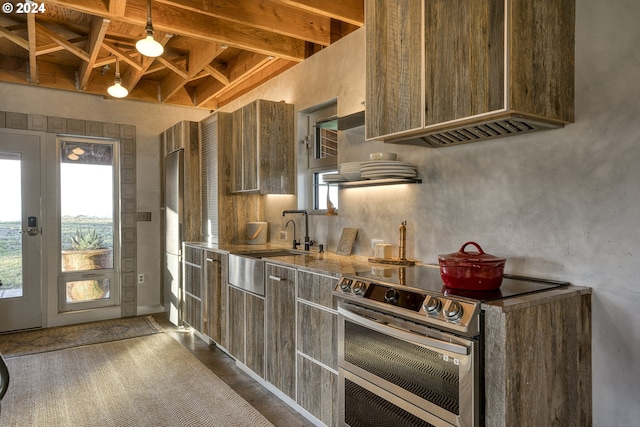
[{"x1": 338, "y1": 302, "x2": 480, "y2": 427}]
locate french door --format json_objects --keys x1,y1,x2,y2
[{"x1": 0, "y1": 131, "x2": 42, "y2": 333}]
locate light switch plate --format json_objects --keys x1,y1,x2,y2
[{"x1": 279, "y1": 231, "x2": 287, "y2": 240}]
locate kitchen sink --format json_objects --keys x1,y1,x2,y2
[
  {"x1": 233, "y1": 249, "x2": 306, "y2": 259},
  {"x1": 228, "y1": 249, "x2": 308, "y2": 296}
]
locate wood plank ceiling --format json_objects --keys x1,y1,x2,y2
[{"x1": 0, "y1": 0, "x2": 363, "y2": 110}]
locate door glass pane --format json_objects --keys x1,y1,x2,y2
[
  {"x1": 59, "y1": 141, "x2": 114, "y2": 303},
  {"x1": 0, "y1": 152, "x2": 22, "y2": 299}
]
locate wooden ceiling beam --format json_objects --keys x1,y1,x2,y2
[
  {"x1": 203, "y1": 58, "x2": 297, "y2": 109},
  {"x1": 35, "y1": 22, "x2": 90, "y2": 62},
  {"x1": 0, "y1": 26, "x2": 29, "y2": 50},
  {"x1": 78, "y1": 17, "x2": 111, "y2": 90},
  {"x1": 154, "y1": 0, "x2": 332, "y2": 46},
  {"x1": 108, "y1": 0, "x2": 127, "y2": 16},
  {"x1": 44, "y1": 0, "x2": 307, "y2": 61},
  {"x1": 203, "y1": 64, "x2": 229, "y2": 86},
  {"x1": 36, "y1": 36, "x2": 88, "y2": 56},
  {"x1": 156, "y1": 56, "x2": 188, "y2": 79},
  {"x1": 121, "y1": 31, "x2": 172, "y2": 90},
  {"x1": 26, "y1": 15, "x2": 38, "y2": 84},
  {"x1": 160, "y1": 39, "x2": 225, "y2": 102},
  {"x1": 280, "y1": 0, "x2": 365, "y2": 26},
  {"x1": 102, "y1": 40, "x2": 143, "y2": 71}
]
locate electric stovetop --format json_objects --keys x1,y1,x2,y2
[{"x1": 352, "y1": 264, "x2": 568, "y2": 302}]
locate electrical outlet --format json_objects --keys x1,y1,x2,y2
[
  {"x1": 371, "y1": 239, "x2": 384, "y2": 249},
  {"x1": 279, "y1": 230, "x2": 287, "y2": 240},
  {"x1": 137, "y1": 273, "x2": 144, "y2": 284}
]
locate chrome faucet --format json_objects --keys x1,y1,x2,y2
[
  {"x1": 285, "y1": 219, "x2": 299, "y2": 250},
  {"x1": 282, "y1": 210, "x2": 314, "y2": 250}
]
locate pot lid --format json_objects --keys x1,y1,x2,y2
[{"x1": 438, "y1": 241, "x2": 505, "y2": 263}]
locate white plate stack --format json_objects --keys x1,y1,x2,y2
[
  {"x1": 360, "y1": 160, "x2": 418, "y2": 179},
  {"x1": 339, "y1": 162, "x2": 362, "y2": 181},
  {"x1": 322, "y1": 173, "x2": 347, "y2": 183}
]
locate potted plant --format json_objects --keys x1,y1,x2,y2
[{"x1": 62, "y1": 229, "x2": 113, "y2": 301}]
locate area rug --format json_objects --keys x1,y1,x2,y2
[
  {"x1": 0, "y1": 333, "x2": 275, "y2": 427},
  {"x1": 0, "y1": 316, "x2": 163, "y2": 358}
]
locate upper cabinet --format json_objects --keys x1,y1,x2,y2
[
  {"x1": 231, "y1": 99, "x2": 295, "y2": 194},
  {"x1": 365, "y1": 0, "x2": 575, "y2": 147}
]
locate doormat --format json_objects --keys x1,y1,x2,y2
[{"x1": 0, "y1": 315, "x2": 163, "y2": 358}]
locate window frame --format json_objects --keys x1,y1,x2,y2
[
  {"x1": 56, "y1": 136, "x2": 120, "y2": 313},
  {"x1": 306, "y1": 104, "x2": 338, "y2": 214}
]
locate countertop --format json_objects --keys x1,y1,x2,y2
[{"x1": 184, "y1": 241, "x2": 591, "y2": 305}]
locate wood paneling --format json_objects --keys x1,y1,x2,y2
[
  {"x1": 227, "y1": 285, "x2": 245, "y2": 362},
  {"x1": 230, "y1": 99, "x2": 295, "y2": 194},
  {"x1": 265, "y1": 263, "x2": 297, "y2": 398},
  {"x1": 483, "y1": 289, "x2": 592, "y2": 426},
  {"x1": 365, "y1": 0, "x2": 423, "y2": 139},
  {"x1": 297, "y1": 354, "x2": 338, "y2": 426},
  {"x1": 245, "y1": 292, "x2": 265, "y2": 377}
]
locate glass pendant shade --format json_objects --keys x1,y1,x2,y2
[
  {"x1": 107, "y1": 80, "x2": 128, "y2": 98},
  {"x1": 107, "y1": 57, "x2": 128, "y2": 98},
  {"x1": 136, "y1": 34, "x2": 164, "y2": 57}
]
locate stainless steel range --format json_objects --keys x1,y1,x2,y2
[{"x1": 334, "y1": 264, "x2": 567, "y2": 427}]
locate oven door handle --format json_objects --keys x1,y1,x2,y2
[{"x1": 339, "y1": 307, "x2": 469, "y2": 356}]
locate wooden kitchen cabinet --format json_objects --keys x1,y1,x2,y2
[
  {"x1": 366, "y1": 0, "x2": 575, "y2": 147},
  {"x1": 226, "y1": 282, "x2": 265, "y2": 376},
  {"x1": 265, "y1": 263, "x2": 297, "y2": 399},
  {"x1": 227, "y1": 285, "x2": 245, "y2": 362},
  {"x1": 296, "y1": 270, "x2": 339, "y2": 426},
  {"x1": 245, "y1": 292, "x2": 265, "y2": 377},
  {"x1": 230, "y1": 99, "x2": 295, "y2": 194},
  {"x1": 483, "y1": 288, "x2": 592, "y2": 426},
  {"x1": 182, "y1": 245, "x2": 203, "y2": 332},
  {"x1": 203, "y1": 251, "x2": 227, "y2": 345}
]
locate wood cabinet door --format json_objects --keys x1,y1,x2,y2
[
  {"x1": 365, "y1": 0, "x2": 423, "y2": 139},
  {"x1": 242, "y1": 102, "x2": 259, "y2": 192},
  {"x1": 424, "y1": 0, "x2": 505, "y2": 125},
  {"x1": 230, "y1": 109, "x2": 244, "y2": 193},
  {"x1": 257, "y1": 100, "x2": 295, "y2": 194},
  {"x1": 227, "y1": 285, "x2": 245, "y2": 362},
  {"x1": 204, "y1": 251, "x2": 222, "y2": 343},
  {"x1": 245, "y1": 292, "x2": 265, "y2": 377},
  {"x1": 183, "y1": 246, "x2": 202, "y2": 331},
  {"x1": 297, "y1": 355, "x2": 338, "y2": 427},
  {"x1": 265, "y1": 263, "x2": 297, "y2": 398}
]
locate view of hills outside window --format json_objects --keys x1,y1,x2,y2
[{"x1": 0, "y1": 154, "x2": 23, "y2": 297}]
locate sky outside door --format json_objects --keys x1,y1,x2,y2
[{"x1": 0, "y1": 131, "x2": 42, "y2": 333}]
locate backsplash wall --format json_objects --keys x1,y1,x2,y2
[{"x1": 216, "y1": 4, "x2": 640, "y2": 424}]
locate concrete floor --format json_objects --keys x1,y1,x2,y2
[{"x1": 152, "y1": 313, "x2": 315, "y2": 427}]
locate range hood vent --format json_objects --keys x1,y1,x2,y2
[
  {"x1": 316, "y1": 111, "x2": 365, "y2": 132},
  {"x1": 387, "y1": 115, "x2": 563, "y2": 148}
]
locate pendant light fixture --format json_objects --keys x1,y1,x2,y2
[
  {"x1": 107, "y1": 57, "x2": 128, "y2": 98},
  {"x1": 136, "y1": 0, "x2": 164, "y2": 58}
]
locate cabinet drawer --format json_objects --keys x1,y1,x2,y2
[
  {"x1": 297, "y1": 302, "x2": 337, "y2": 370},
  {"x1": 297, "y1": 270, "x2": 337, "y2": 309},
  {"x1": 297, "y1": 354, "x2": 338, "y2": 427}
]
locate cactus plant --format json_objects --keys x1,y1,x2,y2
[{"x1": 70, "y1": 229, "x2": 106, "y2": 251}]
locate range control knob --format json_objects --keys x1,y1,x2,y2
[
  {"x1": 352, "y1": 281, "x2": 367, "y2": 296},
  {"x1": 423, "y1": 295, "x2": 442, "y2": 315},
  {"x1": 339, "y1": 278, "x2": 353, "y2": 292},
  {"x1": 443, "y1": 300, "x2": 464, "y2": 322},
  {"x1": 384, "y1": 288, "x2": 400, "y2": 304}
]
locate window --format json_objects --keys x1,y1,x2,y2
[
  {"x1": 58, "y1": 137, "x2": 120, "y2": 312},
  {"x1": 307, "y1": 104, "x2": 339, "y2": 212}
]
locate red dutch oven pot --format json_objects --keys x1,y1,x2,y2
[{"x1": 438, "y1": 242, "x2": 506, "y2": 291}]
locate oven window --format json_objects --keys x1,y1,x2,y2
[
  {"x1": 345, "y1": 379, "x2": 436, "y2": 427},
  {"x1": 345, "y1": 321, "x2": 460, "y2": 415}
]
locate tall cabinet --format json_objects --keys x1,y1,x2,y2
[{"x1": 366, "y1": 0, "x2": 575, "y2": 147}]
